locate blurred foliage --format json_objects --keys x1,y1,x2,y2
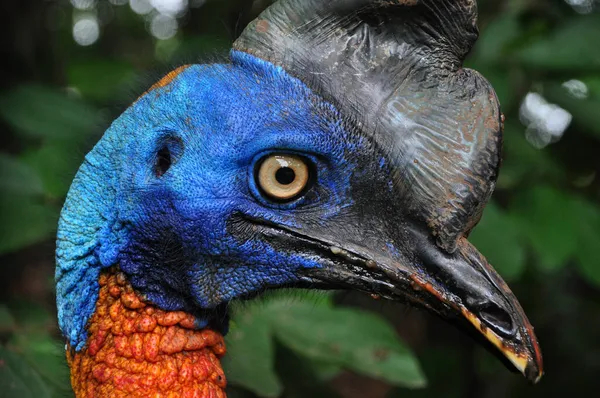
[
  {"x1": 224, "y1": 292, "x2": 425, "y2": 397},
  {"x1": 0, "y1": 0, "x2": 599, "y2": 397},
  {"x1": 0, "y1": 301, "x2": 72, "y2": 398}
]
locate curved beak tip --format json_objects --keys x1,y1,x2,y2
[
  {"x1": 462, "y1": 309, "x2": 543, "y2": 383},
  {"x1": 524, "y1": 343, "x2": 544, "y2": 384},
  {"x1": 513, "y1": 352, "x2": 543, "y2": 384},
  {"x1": 507, "y1": 348, "x2": 543, "y2": 384},
  {"x1": 528, "y1": 365, "x2": 544, "y2": 385}
]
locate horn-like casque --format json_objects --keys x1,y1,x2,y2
[{"x1": 234, "y1": 0, "x2": 501, "y2": 253}]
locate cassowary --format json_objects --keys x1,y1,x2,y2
[{"x1": 56, "y1": 0, "x2": 543, "y2": 396}]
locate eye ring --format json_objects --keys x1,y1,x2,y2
[{"x1": 256, "y1": 154, "x2": 312, "y2": 202}]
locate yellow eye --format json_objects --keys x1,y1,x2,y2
[{"x1": 257, "y1": 154, "x2": 311, "y2": 201}]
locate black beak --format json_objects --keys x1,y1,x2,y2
[
  {"x1": 412, "y1": 236, "x2": 543, "y2": 383},
  {"x1": 288, "y1": 226, "x2": 544, "y2": 383},
  {"x1": 234, "y1": 0, "x2": 543, "y2": 384}
]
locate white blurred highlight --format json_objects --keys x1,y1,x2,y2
[
  {"x1": 151, "y1": 14, "x2": 178, "y2": 40},
  {"x1": 562, "y1": 79, "x2": 589, "y2": 99},
  {"x1": 564, "y1": 0, "x2": 597, "y2": 13},
  {"x1": 519, "y1": 93, "x2": 572, "y2": 149},
  {"x1": 150, "y1": 0, "x2": 188, "y2": 16},
  {"x1": 129, "y1": 0, "x2": 154, "y2": 15},
  {"x1": 73, "y1": 15, "x2": 100, "y2": 46},
  {"x1": 71, "y1": 0, "x2": 96, "y2": 10}
]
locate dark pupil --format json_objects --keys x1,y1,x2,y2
[
  {"x1": 155, "y1": 147, "x2": 172, "y2": 177},
  {"x1": 275, "y1": 167, "x2": 296, "y2": 185}
]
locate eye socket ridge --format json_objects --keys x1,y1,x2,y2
[{"x1": 255, "y1": 153, "x2": 316, "y2": 203}]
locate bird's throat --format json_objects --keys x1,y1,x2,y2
[{"x1": 66, "y1": 268, "x2": 227, "y2": 397}]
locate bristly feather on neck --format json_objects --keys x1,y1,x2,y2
[{"x1": 67, "y1": 267, "x2": 227, "y2": 398}]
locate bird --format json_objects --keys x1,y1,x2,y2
[{"x1": 55, "y1": 0, "x2": 544, "y2": 397}]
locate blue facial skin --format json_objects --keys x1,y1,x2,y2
[{"x1": 56, "y1": 51, "x2": 393, "y2": 351}]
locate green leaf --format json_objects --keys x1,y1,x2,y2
[
  {"x1": 511, "y1": 185, "x2": 579, "y2": 271},
  {"x1": 497, "y1": 121, "x2": 564, "y2": 189},
  {"x1": 9, "y1": 335, "x2": 73, "y2": 397},
  {"x1": 469, "y1": 202, "x2": 526, "y2": 281},
  {"x1": 310, "y1": 360, "x2": 342, "y2": 381},
  {"x1": 226, "y1": 293, "x2": 423, "y2": 394},
  {"x1": 0, "y1": 85, "x2": 103, "y2": 141},
  {"x1": 67, "y1": 58, "x2": 137, "y2": 102},
  {"x1": 173, "y1": 35, "x2": 230, "y2": 59},
  {"x1": 517, "y1": 15, "x2": 600, "y2": 71},
  {"x1": 471, "y1": 14, "x2": 522, "y2": 65},
  {"x1": 270, "y1": 301, "x2": 426, "y2": 389},
  {"x1": 0, "y1": 346, "x2": 52, "y2": 398},
  {"x1": 21, "y1": 141, "x2": 85, "y2": 198},
  {"x1": 5, "y1": 301, "x2": 53, "y2": 332},
  {"x1": 0, "y1": 196, "x2": 57, "y2": 254},
  {"x1": 274, "y1": 343, "x2": 340, "y2": 398},
  {"x1": 224, "y1": 303, "x2": 282, "y2": 398},
  {"x1": 572, "y1": 199, "x2": 600, "y2": 286},
  {"x1": 387, "y1": 347, "x2": 464, "y2": 398},
  {"x1": 0, "y1": 154, "x2": 44, "y2": 196},
  {"x1": 0, "y1": 305, "x2": 16, "y2": 330}
]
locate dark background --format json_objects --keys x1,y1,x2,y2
[{"x1": 1, "y1": 0, "x2": 599, "y2": 397}]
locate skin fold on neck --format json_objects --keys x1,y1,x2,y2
[{"x1": 66, "y1": 268, "x2": 227, "y2": 398}]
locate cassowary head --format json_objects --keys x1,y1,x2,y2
[{"x1": 56, "y1": 0, "x2": 543, "y2": 395}]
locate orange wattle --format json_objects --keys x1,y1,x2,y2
[{"x1": 67, "y1": 269, "x2": 227, "y2": 398}]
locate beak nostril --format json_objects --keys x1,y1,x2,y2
[{"x1": 478, "y1": 303, "x2": 516, "y2": 338}]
